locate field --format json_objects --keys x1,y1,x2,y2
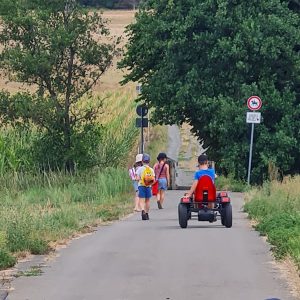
[
  {"x1": 0, "y1": 10, "x2": 135, "y2": 93},
  {"x1": 244, "y1": 177, "x2": 300, "y2": 271},
  {"x1": 0, "y1": 10, "x2": 149, "y2": 270}
]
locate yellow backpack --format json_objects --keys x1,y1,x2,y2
[{"x1": 141, "y1": 166, "x2": 155, "y2": 186}]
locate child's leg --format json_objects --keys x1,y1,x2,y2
[
  {"x1": 160, "y1": 190, "x2": 165, "y2": 204},
  {"x1": 138, "y1": 186, "x2": 146, "y2": 211},
  {"x1": 139, "y1": 198, "x2": 145, "y2": 211},
  {"x1": 145, "y1": 198, "x2": 150, "y2": 213},
  {"x1": 134, "y1": 192, "x2": 140, "y2": 211}
]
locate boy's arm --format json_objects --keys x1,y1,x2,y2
[{"x1": 186, "y1": 180, "x2": 198, "y2": 197}]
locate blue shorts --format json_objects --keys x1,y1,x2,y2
[
  {"x1": 138, "y1": 186, "x2": 152, "y2": 199},
  {"x1": 158, "y1": 178, "x2": 168, "y2": 190},
  {"x1": 133, "y1": 181, "x2": 138, "y2": 192}
]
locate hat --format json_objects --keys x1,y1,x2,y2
[
  {"x1": 157, "y1": 152, "x2": 167, "y2": 161},
  {"x1": 142, "y1": 153, "x2": 150, "y2": 163},
  {"x1": 135, "y1": 153, "x2": 143, "y2": 163},
  {"x1": 198, "y1": 154, "x2": 208, "y2": 164}
]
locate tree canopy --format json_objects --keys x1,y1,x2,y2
[
  {"x1": 0, "y1": 0, "x2": 119, "y2": 171},
  {"x1": 121, "y1": 0, "x2": 300, "y2": 182}
]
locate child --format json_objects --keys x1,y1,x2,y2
[
  {"x1": 153, "y1": 152, "x2": 170, "y2": 209},
  {"x1": 129, "y1": 153, "x2": 143, "y2": 211},
  {"x1": 186, "y1": 154, "x2": 216, "y2": 200},
  {"x1": 136, "y1": 153, "x2": 155, "y2": 220}
]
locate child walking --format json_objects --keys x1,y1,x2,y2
[
  {"x1": 153, "y1": 152, "x2": 170, "y2": 209},
  {"x1": 136, "y1": 153, "x2": 155, "y2": 220},
  {"x1": 129, "y1": 153, "x2": 143, "y2": 212}
]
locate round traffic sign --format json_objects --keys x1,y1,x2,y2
[
  {"x1": 247, "y1": 96, "x2": 262, "y2": 111},
  {"x1": 136, "y1": 105, "x2": 148, "y2": 117}
]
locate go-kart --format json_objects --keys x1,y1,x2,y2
[{"x1": 178, "y1": 175, "x2": 232, "y2": 228}]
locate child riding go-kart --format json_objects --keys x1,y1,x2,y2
[
  {"x1": 178, "y1": 175, "x2": 232, "y2": 228},
  {"x1": 178, "y1": 154, "x2": 232, "y2": 229}
]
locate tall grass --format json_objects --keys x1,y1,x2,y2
[
  {"x1": 145, "y1": 125, "x2": 168, "y2": 163},
  {"x1": 0, "y1": 128, "x2": 38, "y2": 174},
  {"x1": 98, "y1": 91, "x2": 139, "y2": 167},
  {"x1": 215, "y1": 175, "x2": 247, "y2": 192},
  {"x1": 0, "y1": 168, "x2": 133, "y2": 267},
  {"x1": 0, "y1": 90, "x2": 138, "y2": 174},
  {"x1": 0, "y1": 89, "x2": 139, "y2": 269},
  {"x1": 244, "y1": 176, "x2": 300, "y2": 270}
]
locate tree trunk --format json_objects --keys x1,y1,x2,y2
[{"x1": 64, "y1": 47, "x2": 75, "y2": 173}]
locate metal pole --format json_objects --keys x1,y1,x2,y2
[
  {"x1": 247, "y1": 123, "x2": 255, "y2": 185},
  {"x1": 141, "y1": 114, "x2": 144, "y2": 154}
]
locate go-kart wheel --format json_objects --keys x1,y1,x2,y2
[
  {"x1": 222, "y1": 203, "x2": 232, "y2": 228},
  {"x1": 221, "y1": 215, "x2": 225, "y2": 226},
  {"x1": 178, "y1": 203, "x2": 188, "y2": 228}
]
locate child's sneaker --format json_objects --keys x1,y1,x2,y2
[
  {"x1": 157, "y1": 201, "x2": 163, "y2": 209},
  {"x1": 141, "y1": 210, "x2": 147, "y2": 220}
]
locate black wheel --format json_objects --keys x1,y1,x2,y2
[
  {"x1": 222, "y1": 203, "x2": 232, "y2": 228},
  {"x1": 178, "y1": 203, "x2": 188, "y2": 228},
  {"x1": 221, "y1": 215, "x2": 225, "y2": 226}
]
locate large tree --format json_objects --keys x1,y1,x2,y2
[
  {"x1": 0, "y1": 0, "x2": 119, "y2": 171},
  {"x1": 120, "y1": 0, "x2": 300, "y2": 182}
]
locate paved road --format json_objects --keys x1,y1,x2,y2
[
  {"x1": 8, "y1": 192, "x2": 294, "y2": 300},
  {"x1": 167, "y1": 125, "x2": 181, "y2": 161}
]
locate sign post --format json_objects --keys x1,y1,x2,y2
[
  {"x1": 246, "y1": 96, "x2": 262, "y2": 185},
  {"x1": 135, "y1": 84, "x2": 146, "y2": 154}
]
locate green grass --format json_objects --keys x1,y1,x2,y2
[
  {"x1": 15, "y1": 266, "x2": 43, "y2": 278},
  {"x1": 0, "y1": 168, "x2": 134, "y2": 270},
  {"x1": 0, "y1": 248, "x2": 17, "y2": 269},
  {"x1": 244, "y1": 177, "x2": 300, "y2": 270},
  {"x1": 215, "y1": 175, "x2": 247, "y2": 192},
  {"x1": 145, "y1": 125, "x2": 168, "y2": 163},
  {"x1": 0, "y1": 90, "x2": 140, "y2": 270}
]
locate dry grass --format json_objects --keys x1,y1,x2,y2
[
  {"x1": 178, "y1": 123, "x2": 202, "y2": 171},
  {"x1": 0, "y1": 10, "x2": 136, "y2": 94},
  {"x1": 94, "y1": 10, "x2": 135, "y2": 92}
]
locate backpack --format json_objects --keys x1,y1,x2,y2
[
  {"x1": 141, "y1": 166, "x2": 155, "y2": 186},
  {"x1": 128, "y1": 167, "x2": 136, "y2": 181}
]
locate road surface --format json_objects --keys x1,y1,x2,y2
[{"x1": 7, "y1": 191, "x2": 295, "y2": 300}]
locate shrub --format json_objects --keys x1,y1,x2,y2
[
  {"x1": 0, "y1": 249, "x2": 16, "y2": 270},
  {"x1": 215, "y1": 175, "x2": 247, "y2": 192}
]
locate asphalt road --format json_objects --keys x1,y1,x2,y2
[{"x1": 7, "y1": 191, "x2": 295, "y2": 300}]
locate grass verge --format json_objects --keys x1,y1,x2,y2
[
  {"x1": 0, "y1": 168, "x2": 134, "y2": 270},
  {"x1": 145, "y1": 125, "x2": 168, "y2": 163},
  {"x1": 215, "y1": 175, "x2": 247, "y2": 192},
  {"x1": 244, "y1": 176, "x2": 300, "y2": 270}
]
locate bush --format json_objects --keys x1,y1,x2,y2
[
  {"x1": 0, "y1": 249, "x2": 16, "y2": 270},
  {"x1": 215, "y1": 175, "x2": 247, "y2": 192},
  {"x1": 29, "y1": 239, "x2": 50, "y2": 255}
]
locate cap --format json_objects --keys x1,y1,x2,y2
[
  {"x1": 157, "y1": 152, "x2": 167, "y2": 161},
  {"x1": 198, "y1": 154, "x2": 208, "y2": 164},
  {"x1": 135, "y1": 153, "x2": 143, "y2": 163},
  {"x1": 142, "y1": 153, "x2": 150, "y2": 163}
]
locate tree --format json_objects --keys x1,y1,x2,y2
[
  {"x1": 120, "y1": 0, "x2": 300, "y2": 182},
  {"x1": 0, "y1": 0, "x2": 119, "y2": 171}
]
